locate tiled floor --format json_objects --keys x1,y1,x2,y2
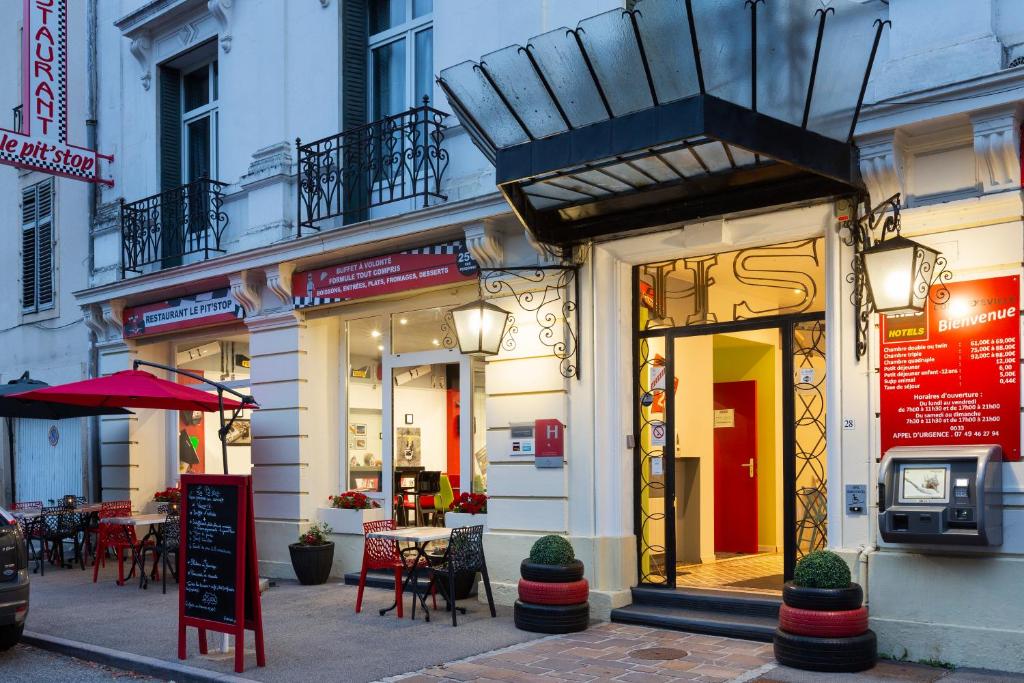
[
  {"x1": 676, "y1": 553, "x2": 784, "y2": 595},
  {"x1": 392, "y1": 621, "x2": 777, "y2": 682}
]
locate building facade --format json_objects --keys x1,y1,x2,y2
[{"x1": 2, "y1": 0, "x2": 1024, "y2": 673}]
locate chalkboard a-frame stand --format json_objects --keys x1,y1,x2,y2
[{"x1": 178, "y1": 474, "x2": 266, "y2": 673}]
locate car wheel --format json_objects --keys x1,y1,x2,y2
[
  {"x1": 519, "y1": 559, "x2": 584, "y2": 583},
  {"x1": 518, "y1": 578, "x2": 589, "y2": 605},
  {"x1": 0, "y1": 624, "x2": 24, "y2": 651},
  {"x1": 782, "y1": 581, "x2": 863, "y2": 611},
  {"x1": 773, "y1": 628, "x2": 877, "y2": 673},
  {"x1": 514, "y1": 600, "x2": 589, "y2": 634},
  {"x1": 779, "y1": 604, "x2": 868, "y2": 637}
]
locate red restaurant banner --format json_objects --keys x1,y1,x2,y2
[
  {"x1": 0, "y1": 0, "x2": 113, "y2": 184},
  {"x1": 292, "y1": 240, "x2": 479, "y2": 308},
  {"x1": 880, "y1": 275, "x2": 1020, "y2": 461},
  {"x1": 123, "y1": 288, "x2": 243, "y2": 339}
]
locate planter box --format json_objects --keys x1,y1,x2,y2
[
  {"x1": 445, "y1": 512, "x2": 488, "y2": 531},
  {"x1": 317, "y1": 506, "x2": 385, "y2": 535}
]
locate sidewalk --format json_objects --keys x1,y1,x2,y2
[{"x1": 24, "y1": 565, "x2": 1024, "y2": 682}]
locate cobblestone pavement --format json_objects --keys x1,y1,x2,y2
[{"x1": 389, "y1": 622, "x2": 1024, "y2": 683}]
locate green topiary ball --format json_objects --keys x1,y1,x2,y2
[
  {"x1": 793, "y1": 550, "x2": 851, "y2": 589},
  {"x1": 529, "y1": 535, "x2": 575, "y2": 566}
]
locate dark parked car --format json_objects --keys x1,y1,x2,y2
[{"x1": 0, "y1": 508, "x2": 28, "y2": 649}]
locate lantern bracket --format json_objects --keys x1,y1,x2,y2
[
  {"x1": 839, "y1": 193, "x2": 952, "y2": 361},
  {"x1": 476, "y1": 266, "x2": 580, "y2": 380}
]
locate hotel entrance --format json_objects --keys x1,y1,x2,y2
[{"x1": 634, "y1": 238, "x2": 828, "y2": 593}]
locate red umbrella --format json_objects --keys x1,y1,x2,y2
[{"x1": 11, "y1": 369, "x2": 255, "y2": 412}]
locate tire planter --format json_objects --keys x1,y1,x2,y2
[
  {"x1": 518, "y1": 578, "x2": 589, "y2": 605},
  {"x1": 773, "y1": 629, "x2": 877, "y2": 673},
  {"x1": 779, "y1": 604, "x2": 868, "y2": 638},
  {"x1": 782, "y1": 581, "x2": 863, "y2": 611},
  {"x1": 514, "y1": 600, "x2": 589, "y2": 634},
  {"x1": 519, "y1": 559, "x2": 585, "y2": 583},
  {"x1": 288, "y1": 542, "x2": 334, "y2": 586}
]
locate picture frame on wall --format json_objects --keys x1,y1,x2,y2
[
  {"x1": 350, "y1": 423, "x2": 367, "y2": 436},
  {"x1": 225, "y1": 419, "x2": 251, "y2": 446}
]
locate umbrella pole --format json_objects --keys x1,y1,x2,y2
[{"x1": 218, "y1": 390, "x2": 228, "y2": 475}]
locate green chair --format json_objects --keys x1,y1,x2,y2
[{"x1": 434, "y1": 474, "x2": 455, "y2": 526}]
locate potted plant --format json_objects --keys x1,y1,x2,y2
[
  {"x1": 317, "y1": 491, "x2": 384, "y2": 534},
  {"x1": 288, "y1": 521, "x2": 335, "y2": 585},
  {"x1": 774, "y1": 550, "x2": 876, "y2": 673},
  {"x1": 153, "y1": 486, "x2": 181, "y2": 513},
  {"x1": 445, "y1": 492, "x2": 488, "y2": 531},
  {"x1": 514, "y1": 535, "x2": 589, "y2": 634}
]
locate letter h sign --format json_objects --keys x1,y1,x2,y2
[{"x1": 534, "y1": 419, "x2": 565, "y2": 469}]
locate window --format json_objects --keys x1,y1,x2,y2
[
  {"x1": 181, "y1": 60, "x2": 218, "y2": 182},
  {"x1": 368, "y1": 0, "x2": 433, "y2": 118},
  {"x1": 21, "y1": 179, "x2": 54, "y2": 314}
]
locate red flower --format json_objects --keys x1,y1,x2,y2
[
  {"x1": 449, "y1": 492, "x2": 487, "y2": 514},
  {"x1": 329, "y1": 491, "x2": 381, "y2": 510}
]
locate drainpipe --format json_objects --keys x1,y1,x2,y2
[{"x1": 85, "y1": 0, "x2": 101, "y2": 502}]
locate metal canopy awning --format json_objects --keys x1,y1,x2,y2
[{"x1": 438, "y1": 0, "x2": 889, "y2": 247}]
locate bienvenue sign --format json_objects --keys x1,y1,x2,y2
[{"x1": 0, "y1": 0, "x2": 113, "y2": 185}]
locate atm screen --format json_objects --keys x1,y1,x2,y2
[{"x1": 897, "y1": 463, "x2": 950, "y2": 504}]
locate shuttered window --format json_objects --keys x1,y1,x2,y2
[{"x1": 21, "y1": 179, "x2": 55, "y2": 313}]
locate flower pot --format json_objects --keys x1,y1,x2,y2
[
  {"x1": 317, "y1": 506, "x2": 384, "y2": 535},
  {"x1": 435, "y1": 570, "x2": 478, "y2": 601},
  {"x1": 445, "y1": 512, "x2": 487, "y2": 531},
  {"x1": 288, "y1": 542, "x2": 335, "y2": 585}
]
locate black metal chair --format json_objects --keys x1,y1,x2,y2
[
  {"x1": 428, "y1": 525, "x2": 495, "y2": 626},
  {"x1": 40, "y1": 507, "x2": 86, "y2": 570},
  {"x1": 140, "y1": 512, "x2": 180, "y2": 593},
  {"x1": 18, "y1": 515, "x2": 47, "y2": 575}
]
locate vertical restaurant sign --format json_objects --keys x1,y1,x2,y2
[
  {"x1": 0, "y1": 0, "x2": 113, "y2": 184},
  {"x1": 292, "y1": 240, "x2": 479, "y2": 308},
  {"x1": 880, "y1": 275, "x2": 1020, "y2": 461},
  {"x1": 123, "y1": 288, "x2": 244, "y2": 339}
]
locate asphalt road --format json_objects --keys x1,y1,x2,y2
[{"x1": 0, "y1": 644, "x2": 164, "y2": 682}]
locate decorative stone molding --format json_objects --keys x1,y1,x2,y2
[
  {"x1": 229, "y1": 270, "x2": 262, "y2": 316},
  {"x1": 264, "y1": 262, "x2": 296, "y2": 307},
  {"x1": 319, "y1": 0, "x2": 331, "y2": 6},
  {"x1": 970, "y1": 104, "x2": 1022, "y2": 193},
  {"x1": 82, "y1": 304, "x2": 106, "y2": 338},
  {"x1": 101, "y1": 299, "x2": 126, "y2": 340},
  {"x1": 523, "y1": 228, "x2": 561, "y2": 265},
  {"x1": 239, "y1": 141, "x2": 294, "y2": 190},
  {"x1": 464, "y1": 221, "x2": 504, "y2": 268},
  {"x1": 129, "y1": 34, "x2": 152, "y2": 91},
  {"x1": 207, "y1": 0, "x2": 233, "y2": 53},
  {"x1": 857, "y1": 130, "x2": 907, "y2": 206}
]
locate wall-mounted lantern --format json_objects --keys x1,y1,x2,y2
[
  {"x1": 841, "y1": 193, "x2": 951, "y2": 360},
  {"x1": 450, "y1": 298, "x2": 512, "y2": 356}
]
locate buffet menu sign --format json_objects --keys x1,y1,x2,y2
[{"x1": 880, "y1": 275, "x2": 1020, "y2": 461}]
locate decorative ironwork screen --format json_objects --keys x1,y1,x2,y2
[
  {"x1": 793, "y1": 320, "x2": 828, "y2": 560},
  {"x1": 635, "y1": 333, "x2": 668, "y2": 584},
  {"x1": 297, "y1": 98, "x2": 449, "y2": 235},
  {"x1": 121, "y1": 177, "x2": 228, "y2": 275}
]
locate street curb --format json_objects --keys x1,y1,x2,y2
[{"x1": 23, "y1": 631, "x2": 258, "y2": 683}]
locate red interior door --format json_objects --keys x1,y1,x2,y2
[{"x1": 713, "y1": 380, "x2": 758, "y2": 554}]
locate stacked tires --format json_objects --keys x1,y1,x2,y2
[
  {"x1": 514, "y1": 536, "x2": 589, "y2": 634},
  {"x1": 773, "y1": 552, "x2": 876, "y2": 673}
]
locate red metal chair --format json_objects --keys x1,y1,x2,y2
[
  {"x1": 92, "y1": 501, "x2": 141, "y2": 585},
  {"x1": 355, "y1": 519, "x2": 435, "y2": 618}
]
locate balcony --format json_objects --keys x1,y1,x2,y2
[
  {"x1": 121, "y1": 177, "x2": 229, "y2": 276},
  {"x1": 297, "y1": 98, "x2": 449, "y2": 235}
]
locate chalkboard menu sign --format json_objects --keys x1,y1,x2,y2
[
  {"x1": 183, "y1": 482, "x2": 239, "y2": 624},
  {"x1": 178, "y1": 474, "x2": 265, "y2": 673}
]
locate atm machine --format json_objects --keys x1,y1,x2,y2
[{"x1": 878, "y1": 445, "x2": 1003, "y2": 546}]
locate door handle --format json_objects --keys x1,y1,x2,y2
[{"x1": 740, "y1": 458, "x2": 755, "y2": 478}]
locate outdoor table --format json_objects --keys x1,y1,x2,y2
[
  {"x1": 366, "y1": 526, "x2": 451, "y2": 621},
  {"x1": 102, "y1": 513, "x2": 168, "y2": 589},
  {"x1": 11, "y1": 503, "x2": 102, "y2": 519}
]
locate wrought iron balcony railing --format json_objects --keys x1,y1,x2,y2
[
  {"x1": 297, "y1": 97, "x2": 449, "y2": 236},
  {"x1": 12, "y1": 105, "x2": 21, "y2": 132},
  {"x1": 121, "y1": 177, "x2": 229, "y2": 276}
]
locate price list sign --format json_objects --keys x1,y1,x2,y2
[{"x1": 880, "y1": 275, "x2": 1020, "y2": 461}]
